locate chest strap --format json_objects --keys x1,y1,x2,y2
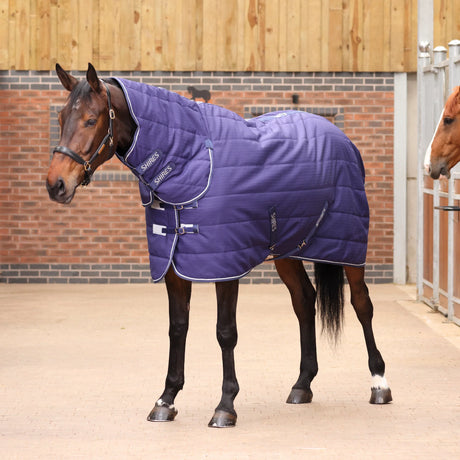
[{"x1": 153, "y1": 223, "x2": 199, "y2": 236}]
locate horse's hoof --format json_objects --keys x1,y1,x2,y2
[
  {"x1": 286, "y1": 388, "x2": 313, "y2": 404},
  {"x1": 208, "y1": 410, "x2": 237, "y2": 428},
  {"x1": 147, "y1": 401, "x2": 178, "y2": 422},
  {"x1": 369, "y1": 387, "x2": 392, "y2": 404}
]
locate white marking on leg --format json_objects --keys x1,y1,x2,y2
[
  {"x1": 156, "y1": 398, "x2": 175, "y2": 410},
  {"x1": 371, "y1": 375, "x2": 389, "y2": 389}
]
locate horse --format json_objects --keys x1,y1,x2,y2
[
  {"x1": 187, "y1": 86, "x2": 211, "y2": 103},
  {"x1": 426, "y1": 85, "x2": 460, "y2": 179},
  {"x1": 46, "y1": 63, "x2": 392, "y2": 428}
]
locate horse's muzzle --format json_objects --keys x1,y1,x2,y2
[
  {"x1": 46, "y1": 177, "x2": 75, "y2": 204},
  {"x1": 429, "y1": 161, "x2": 450, "y2": 180}
]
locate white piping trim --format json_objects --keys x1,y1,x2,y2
[
  {"x1": 172, "y1": 261, "x2": 251, "y2": 283},
  {"x1": 291, "y1": 256, "x2": 366, "y2": 267},
  {"x1": 113, "y1": 78, "x2": 140, "y2": 162}
]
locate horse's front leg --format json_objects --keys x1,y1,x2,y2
[
  {"x1": 147, "y1": 268, "x2": 192, "y2": 422},
  {"x1": 208, "y1": 279, "x2": 240, "y2": 428},
  {"x1": 344, "y1": 266, "x2": 392, "y2": 404}
]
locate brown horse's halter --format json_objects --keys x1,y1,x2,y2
[{"x1": 53, "y1": 81, "x2": 115, "y2": 186}]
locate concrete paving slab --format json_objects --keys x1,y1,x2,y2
[{"x1": 0, "y1": 283, "x2": 459, "y2": 459}]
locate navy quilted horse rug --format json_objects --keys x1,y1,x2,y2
[{"x1": 115, "y1": 78, "x2": 369, "y2": 282}]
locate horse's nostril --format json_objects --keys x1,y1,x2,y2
[
  {"x1": 46, "y1": 177, "x2": 67, "y2": 199},
  {"x1": 56, "y1": 178, "x2": 66, "y2": 196}
]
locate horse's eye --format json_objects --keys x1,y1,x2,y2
[
  {"x1": 443, "y1": 117, "x2": 454, "y2": 125},
  {"x1": 85, "y1": 119, "x2": 97, "y2": 127}
]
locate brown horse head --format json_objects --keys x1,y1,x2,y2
[
  {"x1": 429, "y1": 86, "x2": 460, "y2": 179},
  {"x1": 46, "y1": 63, "x2": 118, "y2": 204}
]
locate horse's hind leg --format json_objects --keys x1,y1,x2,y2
[
  {"x1": 209, "y1": 279, "x2": 240, "y2": 428},
  {"x1": 275, "y1": 259, "x2": 318, "y2": 404},
  {"x1": 344, "y1": 266, "x2": 392, "y2": 404},
  {"x1": 147, "y1": 268, "x2": 192, "y2": 422}
]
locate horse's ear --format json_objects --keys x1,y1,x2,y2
[
  {"x1": 86, "y1": 62, "x2": 102, "y2": 94},
  {"x1": 56, "y1": 63, "x2": 78, "y2": 92}
]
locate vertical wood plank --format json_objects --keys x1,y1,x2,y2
[
  {"x1": 320, "y1": 0, "x2": 329, "y2": 71},
  {"x1": 403, "y1": 0, "x2": 416, "y2": 72},
  {"x1": 244, "y1": 0, "x2": 259, "y2": 71},
  {"x1": 244, "y1": 0, "x2": 253, "y2": 70},
  {"x1": 49, "y1": 0, "x2": 58, "y2": 68},
  {"x1": 118, "y1": 0, "x2": 132, "y2": 70},
  {"x1": 8, "y1": 0, "x2": 16, "y2": 69},
  {"x1": 120, "y1": 0, "x2": 142, "y2": 70},
  {"x1": 202, "y1": 0, "x2": 217, "y2": 70},
  {"x1": 35, "y1": 0, "x2": 51, "y2": 70},
  {"x1": 264, "y1": 0, "x2": 279, "y2": 71},
  {"x1": 438, "y1": 0, "x2": 450, "y2": 46},
  {"x1": 349, "y1": 0, "x2": 363, "y2": 72},
  {"x1": 29, "y1": 0, "x2": 37, "y2": 69},
  {"x1": 69, "y1": 0, "x2": 80, "y2": 69},
  {"x1": 328, "y1": 0, "x2": 343, "y2": 71},
  {"x1": 298, "y1": 0, "x2": 308, "y2": 71},
  {"x1": 78, "y1": 0, "x2": 94, "y2": 70},
  {"x1": 56, "y1": 0, "x2": 72, "y2": 68},
  {"x1": 382, "y1": 0, "x2": 392, "y2": 70},
  {"x1": 453, "y1": 0, "x2": 460, "y2": 38},
  {"x1": 195, "y1": 0, "x2": 204, "y2": 70},
  {"x1": 362, "y1": 0, "x2": 384, "y2": 71},
  {"x1": 390, "y1": 0, "x2": 405, "y2": 71},
  {"x1": 152, "y1": 0, "x2": 164, "y2": 70},
  {"x1": 286, "y1": 0, "x2": 300, "y2": 71},
  {"x1": 300, "y1": 0, "x2": 322, "y2": 71},
  {"x1": 236, "y1": 0, "x2": 246, "y2": 70},
  {"x1": 14, "y1": 0, "x2": 30, "y2": 69},
  {"x1": 133, "y1": 0, "x2": 142, "y2": 70},
  {"x1": 162, "y1": 0, "x2": 176, "y2": 70},
  {"x1": 277, "y1": 0, "x2": 287, "y2": 70},
  {"x1": 178, "y1": 0, "x2": 196, "y2": 71},
  {"x1": 341, "y1": 0, "x2": 351, "y2": 71},
  {"x1": 257, "y1": 0, "x2": 266, "y2": 71},
  {"x1": 91, "y1": 0, "x2": 100, "y2": 68},
  {"x1": 217, "y1": 0, "x2": 238, "y2": 70},
  {"x1": 0, "y1": 0, "x2": 9, "y2": 67},
  {"x1": 140, "y1": 0, "x2": 155, "y2": 70},
  {"x1": 98, "y1": 0, "x2": 115, "y2": 70}
]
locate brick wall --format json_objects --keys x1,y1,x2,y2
[{"x1": 0, "y1": 70, "x2": 394, "y2": 284}]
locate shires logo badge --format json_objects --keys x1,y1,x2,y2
[
  {"x1": 153, "y1": 163, "x2": 175, "y2": 188},
  {"x1": 137, "y1": 150, "x2": 162, "y2": 174}
]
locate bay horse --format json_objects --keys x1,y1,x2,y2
[
  {"x1": 46, "y1": 63, "x2": 392, "y2": 428},
  {"x1": 426, "y1": 85, "x2": 460, "y2": 178}
]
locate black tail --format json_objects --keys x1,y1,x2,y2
[{"x1": 314, "y1": 262, "x2": 344, "y2": 341}]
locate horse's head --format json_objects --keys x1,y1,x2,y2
[
  {"x1": 429, "y1": 86, "x2": 460, "y2": 179},
  {"x1": 46, "y1": 63, "x2": 116, "y2": 204}
]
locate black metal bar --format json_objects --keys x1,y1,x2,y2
[{"x1": 434, "y1": 205, "x2": 460, "y2": 211}]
